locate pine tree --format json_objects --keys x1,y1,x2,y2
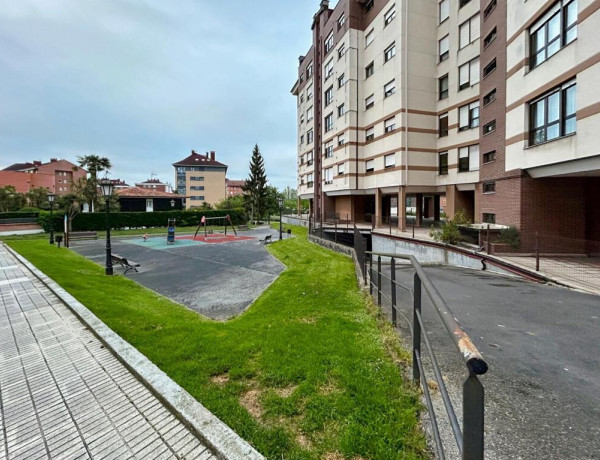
[{"x1": 243, "y1": 144, "x2": 268, "y2": 223}]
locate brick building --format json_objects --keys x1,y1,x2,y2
[
  {"x1": 135, "y1": 178, "x2": 169, "y2": 193},
  {"x1": 225, "y1": 179, "x2": 246, "y2": 197},
  {"x1": 292, "y1": 0, "x2": 599, "y2": 247},
  {"x1": 0, "y1": 158, "x2": 87, "y2": 195},
  {"x1": 173, "y1": 151, "x2": 227, "y2": 209}
]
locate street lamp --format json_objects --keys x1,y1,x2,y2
[
  {"x1": 278, "y1": 197, "x2": 284, "y2": 241},
  {"x1": 99, "y1": 179, "x2": 114, "y2": 275},
  {"x1": 47, "y1": 193, "x2": 55, "y2": 244}
]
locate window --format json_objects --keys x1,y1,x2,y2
[
  {"x1": 483, "y1": 182, "x2": 496, "y2": 193},
  {"x1": 300, "y1": 134, "x2": 304, "y2": 145},
  {"x1": 484, "y1": 28, "x2": 497, "y2": 48},
  {"x1": 458, "y1": 144, "x2": 480, "y2": 172},
  {"x1": 384, "y1": 79, "x2": 396, "y2": 97},
  {"x1": 385, "y1": 42, "x2": 396, "y2": 62},
  {"x1": 460, "y1": 0, "x2": 472, "y2": 8},
  {"x1": 459, "y1": 58, "x2": 480, "y2": 90},
  {"x1": 439, "y1": 0, "x2": 449, "y2": 23},
  {"x1": 483, "y1": 89, "x2": 496, "y2": 106},
  {"x1": 307, "y1": 62, "x2": 313, "y2": 78},
  {"x1": 483, "y1": 120, "x2": 496, "y2": 134},
  {"x1": 325, "y1": 113, "x2": 334, "y2": 132},
  {"x1": 483, "y1": 59, "x2": 497, "y2": 78},
  {"x1": 190, "y1": 176, "x2": 204, "y2": 181},
  {"x1": 300, "y1": 154, "x2": 305, "y2": 165},
  {"x1": 338, "y1": 163, "x2": 345, "y2": 175},
  {"x1": 483, "y1": 150, "x2": 496, "y2": 163},
  {"x1": 459, "y1": 15, "x2": 480, "y2": 49},
  {"x1": 307, "y1": 151, "x2": 314, "y2": 166},
  {"x1": 338, "y1": 74, "x2": 345, "y2": 88},
  {"x1": 337, "y1": 103, "x2": 345, "y2": 117},
  {"x1": 190, "y1": 186, "x2": 205, "y2": 191},
  {"x1": 338, "y1": 134, "x2": 345, "y2": 145},
  {"x1": 384, "y1": 153, "x2": 396, "y2": 168},
  {"x1": 484, "y1": 0, "x2": 497, "y2": 19},
  {"x1": 324, "y1": 168, "x2": 334, "y2": 184},
  {"x1": 338, "y1": 13, "x2": 346, "y2": 30},
  {"x1": 364, "y1": 0, "x2": 374, "y2": 12},
  {"x1": 439, "y1": 113, "x2": 448, "y2": 137},
  {"x1": 299, "y1": 94, "x2": 304, "y2": 105},
  {"x1": 366, "y1": 127, "x2": 375, "y2": 141},
  {"x1": 365, "y1": 61, "x2": 374, "y2": 78},
  {"x1": 530, "y1": 0, "x2": 577, "y2": 69},
  {"x1": 307, "y1": 129, "x2": 314, "y2": 144},
  {"x1": 324, "y1": 59, "x2": 334, "y2": 79},
  {"x1": 530, "y1": 80, "x2": 576, "y2": 145},
  {"x1": 439, "y1": 74, "x2": 449, "y2": 99},
  {"x1": 325, "y1": 86, "x2": 333, "y2": 106},
  {"x1": 459, "y1": 101, "x2": 480, "y2": 130},
  {"x1": 307, "y1": 106, "x2": 313, "y2": 121},
  {"x1": 482, "y1": 213, "x2": 496, "y2": 224},
  {"x1": 365, "y1": 29, "x2": 374, "y2": 47},
  {"x1": 325, "y1": 141, "x2": 334, "y2": 158},
  {"x1": 307, "y1": 173, "x2": 314, "y2": 187},
  {"x1": 384, "y1": 5, "x2": 396, "y2": 26},
  {"x1": 190, "y1": 196, "x2": 205, "y2": 201},
  {"x1": 338, "y1": 44, "x2": 345, "y2": 59},
  {"x1": 439, "y1": 35, "x2": 449, "y2": 62},
  {"x1": 365, "y1": 94, "x2": 375, "y2": 109},
  {"x1": 324, "y1": 31, "x2": 334, "y2": 53},
  {"x1": 438, "y1": 152, "x2": 448, "y2": 175},
  {"x1": 307, "y1": 84, "x2": 313, "y2": 100},
  {"x1": 384, "y1": 117, "x2": 396, "y2": 132},
  {"x1": 300, "y1": 114, "x2": 304, "y2": 124},
  {"x1": 365, "y1": 159, "x2": 375, "y2": 172}
]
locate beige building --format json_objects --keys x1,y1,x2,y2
[
  {"x1": 173, "y1": 151, "x2": 227, "y2": 209},
  {"x1": 293, "y1": 0, "x2": 599, "y2": 247}
]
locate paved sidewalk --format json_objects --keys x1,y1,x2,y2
[{"x1": 0, "y1": 248, "x2": 214, "y2": 459}]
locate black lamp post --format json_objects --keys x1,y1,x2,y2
[
  {"x1": 48, "y1": 192, "x2": 55, "y2": 244},
  {"x1": 99, "y1": 179, "x2": 114, "y2": 275},
  {"x1": 278, "y1": 197, "x2": 284, "y2": 241}
]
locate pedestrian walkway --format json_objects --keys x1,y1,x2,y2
[{"x1": 0, "y1": 247, "x2": 214, "y2": 459}]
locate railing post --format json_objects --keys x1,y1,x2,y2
[
  {"x1": 486, "y1": 224, "x2": 491, "y2": 254},
  {"x1": 463, "y1": 373, "x2": 485, "y2": 460},
  {"x1": 377, "y1": 256, "x2": 382, "y2": 307},
  {"x1": 535, "y1": 232, "x2": 540, "y2": 272},
  {"x1": 412, "y1": 273, "x2": 421, "y2": 385},
  {"x1": 389, "y1": 216, "x2": 392, "y2": 234},
  {"x1": 412, "y1": 222, "x2": 415, "y2": 238},
  {"x1": 391, "y1": 257, "x2": 397, "y2": 327},
  {"x1": 335, "y1": 221, "x2": 338, "y2": 244},
  {"x1": 369, "y1": 255, "x2": 373, "y2": 295}
]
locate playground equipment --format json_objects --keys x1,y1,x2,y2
[
  {"x1": 167, "y1": 218, "x2": 176, "y2": 244},
  {"x1": 194, "y1": 214, "x2": 237, "y2": 239}
]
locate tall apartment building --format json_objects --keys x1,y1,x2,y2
[
  {"x1": 173, "y1": 150, "x2": 227, "y2": 209},
  {"x1": 293, "y1": 0, "x2": 599, "y2": 246}
]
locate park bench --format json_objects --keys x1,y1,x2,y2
[
  {"x1": 237, "y1": 225, "x2": 250, "y2": 231},
  {"x1": 69, "y1": 231, "x2": 98, "y2": 241},
  {"x1": 259, "y1": 234, "x2": 272, "y2": 244},
  {"x1": 111, "y1": 254, "x2": 141, "y2": 274}
]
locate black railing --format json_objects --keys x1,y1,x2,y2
[{"x1": 362, "y1": 246, "x2": 488, "y2": 460}]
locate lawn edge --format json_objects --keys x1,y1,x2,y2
[{"x1": 4, "y1": 242, "x2": 264, "y2": 460}]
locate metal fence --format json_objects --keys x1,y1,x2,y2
[{"x1": 354, "y1": 227, "x2": 488, "y2": 459}]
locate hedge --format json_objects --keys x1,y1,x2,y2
[
  {"x1": 37, "y1": 209, "x2": 247, "y2": 233},
  {"x1": 0, "y1": 211, "x2": 39, "y2": 219}
]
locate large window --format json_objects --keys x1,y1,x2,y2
[
  {"x1": 384, "y1": 5, "x2": 396, "y2": 26},
  {"x1": 438, "y1": 151, "x2": 448, "y2": 175},
  {"x1": 458, "y1": 101, "x2": 480, "y2": 130},
  {"x1": 439, "y1": 74, "x2": 449, "y2": 99},
  {"x1": 325, "y1": 86, "x2": 333, "y2": 106},
  {"x1": 458, "y1": 144, "x2": 480, "y2": 172},
  {"x1": 325, "y1": 141, "x2": 334, "y2": 158},
  {"x1": 530, "y1": 80, "x2": 576, "y2": 145},
  {"x1": 324, "y1": 31, "x2": 334, "y2": 54},
  {"x1": 459, "y1": 15, "x2": 480, "y2": 49},
  {"x1": 439, "y1": 35, "x2": 449, "y2": 62},
  {"x1": 439, "y1": 0, "x2": 449, "y2": 23},
  {"x1": 530, "y1": 0, "x2": 577, "y2": 69},
  {"x1": 439, "y1": 113, "x2": 448, "y2": 137},
  {"x1": 325, "y1": 113, "x2": 334, "y2": 132},
  {"x1": 324, "y1": 168, "x2": 334, "y2": 184},
  {"x1": 459, "y1": 58, "x2": 480, "y2": 90}
]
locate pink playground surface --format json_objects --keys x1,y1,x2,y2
[{"x1": 176, "y1": 234, "x2": 255, "y2": 244}]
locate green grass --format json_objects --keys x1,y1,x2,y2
[{"x1": 6, "y1": 226, "x2": 427, "y2": 460}]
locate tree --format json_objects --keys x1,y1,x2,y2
[
  {"x1": 26, "y1": 187, "x2": 48, "y2": 209},
  {"x1": 264, "y1": 186, "x2": 283, "y2": 219},
  {"x1": 76, "y1": 155, "x2": 112, "y2": 210},
  {"x1": 215, "y1": 195, "x2": 245, "y2": 210},
  {"x1": 0, "y1": 186, "x2": 25, "y2": 212},
  {"x1": 57, "y1": 192, "x2": 83, "y2": 232},
  {"x1": 242, "y1": 145, "x2": 268, "y2": 223}
]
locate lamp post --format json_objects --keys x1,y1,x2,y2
[
  {"x1": 47, "y1": 193, "x2": 55, "y2": 244},
  {"x1": 278, "y1": 197, "x2": 284, "y2": 241},
  {"x1": 99, "y1": 179, "x2": 114, "y2": 275}
]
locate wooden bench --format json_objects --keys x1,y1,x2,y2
[
  {"x1": 69, "y1": 231, "x2": 98, "y2": 241},
  {"x1": 259, "y1": 234, "x2": 272, "y2": 244},
  {"x1": 111, "y1": 254, "x2": 141, "y2": 274}
]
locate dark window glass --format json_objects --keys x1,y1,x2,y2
[
  {"x1": 439, "y1": 74, "x2": 449, "y2": 99},
  {"x1": 530, "y1": 0, "x2": 577, "y2": 69},
  {"x1": 530, "y1": 81, "x2": 576, "y2": 145},
  {"x1": 438, "y1": 152, "x2": 448, "y2": 175},
  {"x1": 483, "y1": 151, "x2": 496, "y2": 163},
  {"x1": 483, "y1": 89, "x2": 497, "y2": 105},
  {"x1": 483, "y1": 182, "x2": 496, "y2": 193},
  {"x1": 483, "y1": 0, "x2": 497, "y2": 19},
  {"x1": 439, "y1": 114, "x2": 449, "y2": 137}
]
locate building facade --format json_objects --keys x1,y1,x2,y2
[
  {"x1": 135, "y1": 179, "x2": 169, "y2": 192},
  {"x1": 0, "y1": 158, "x2": 87, "y2": 195},
  {"x1": 225, "y1": 179, "x2": 246, "y2": 197},
  {"x1": 172, "y1": 151, "x2": 227, "y2": 209},
  {"x1": 293, "y1": 0, "x2": 599, "y2": 246}
]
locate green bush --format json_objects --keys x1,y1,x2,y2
[
  {"x1": 429, "y1": 210, "x2": 471, "y2": 245},
  {"x1": 0, "y1": 211, "x2": 40, "y2": 219},
  {"x1": 498, "y1": 226, "x2": 520, "y2": 249}
]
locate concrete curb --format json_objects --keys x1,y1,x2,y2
[{"x1": 4, "y1": 243, "x2": 264, "y2": 460}]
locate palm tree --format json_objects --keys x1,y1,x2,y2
[{"x1": 77, "y1": 155, "x2": 111, "y2": 211}]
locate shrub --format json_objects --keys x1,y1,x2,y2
[
  {"x1": 498, "y1": 226, "x2": 520, "y2": 249},
  {"x1": 430, "y1": 210, "x2": 471, "y2": 245}
]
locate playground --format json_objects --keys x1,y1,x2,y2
[{"x1": 70, "y1": 224, "x2": 285, "y2": 320}]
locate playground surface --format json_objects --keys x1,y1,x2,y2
[{"x1": 70, "y1": 227, "x2": 284, "y2": 320}]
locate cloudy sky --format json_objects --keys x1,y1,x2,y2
[{"x1": 0, "y1": 0, "x2": 320, "y2": 190}]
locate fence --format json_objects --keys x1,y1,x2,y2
[{"x1": 354, "y1": 226, "x2": 488, "y2": 460}]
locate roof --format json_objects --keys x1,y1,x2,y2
[
  {"x1": 3, "y1": 163, "x2": 36, "y2": 171},
  {"x1": 172, "y1": 151, "x2": 227, "y2": 168},
  {"x1": 116, "y1": 187, "x2": 184, "y2": 198},
  {"x1": 226, "y1": 180, "x2": 246, "y2": 187},
  {"x1": 137, "y1": 178, "x2": 165, "y2": 184}
]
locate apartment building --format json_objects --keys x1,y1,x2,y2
[
  {"x1": 0, "y1": 158, "x2": 86, "y2": 195},
  {"x1": 172, "y1": 150, "x2": 227, "y2": 209},
  {"x1": 293, "y1": 0, "x2": 599, "y2": 247},
  {"x1": 225, "y1": 179, "x2": 246, "y2": 197}
]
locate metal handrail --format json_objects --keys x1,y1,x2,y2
[{"x1": 364, "y1": 249, "x2": 488, "y2": 460}]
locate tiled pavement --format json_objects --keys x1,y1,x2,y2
[{"x1": 0, "y1": 248, "x2": 215, "y2": 460}]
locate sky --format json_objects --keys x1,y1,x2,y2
[{"x1": 0, "y1": 0, "x2": 321, "y2": 190}]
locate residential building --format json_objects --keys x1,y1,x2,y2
[
  {"x1": 135, "y1": 178, "x2": 169, "y2": 192},
  {"x1": 226, "y1": 179, "x2": 246, "y2": 197},
  {"x1": 172, "y1": 151, "x2": 227, "y2": 209},
  {"x1": 116, "y1": 187, "x2": 184, "y2": 212},
  {"x1": 0, "y1": 158, "x2": 86, "y2": 195},
  {"x1": 292, "y1": 0, "x2": 599, "y2": 247}
]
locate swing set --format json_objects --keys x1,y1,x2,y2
[{"x1": 193, "y1": 214, "x2": 238, "y2": 239}]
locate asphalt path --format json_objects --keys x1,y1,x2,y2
[
  {"x1": 71, "y1": 228, "x2": 284, "y2": 320},
  {"x1": 374, "y1": 264, "x2": 600, "y2": 460}
]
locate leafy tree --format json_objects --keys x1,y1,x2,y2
[
  {"x1": 57, "y1": 192, "x2": 83, "y2": 232},
  {"x1": 215, "y1": 195, "x2": 245, "y2": 210},
  {"x1": 0, "y1": 186, "x2": 26, "y2": 212},
  {"x1": 242, "y1": 145, "x2": 268, "y2": 223},
  {"x1": 76, "y1": 155, "x2": 112, "y2": 210},
  {"x1": 26, "y1": 187, "x2": 48, "y2": 209},
  {"x1": 264, "y1": 186, "x2": 283, "y2": 218}
]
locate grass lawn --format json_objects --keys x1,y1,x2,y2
[{"x1": 6, "y1": 226, "x2": 427, "y2": 460}]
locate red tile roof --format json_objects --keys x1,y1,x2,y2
[
  {"x1": 116, "y1": 187, "x2": 184, "y2": 198},
  {"x1": 226, "y1": 180, "x2": 246, "y2": 187}
]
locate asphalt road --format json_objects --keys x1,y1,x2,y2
[
  {"x1": 375, "y1": 264, "x2": 600, "y2": 460},
  {"x1": 71, "y1": 228, "x2": 284, "y2": 320}
]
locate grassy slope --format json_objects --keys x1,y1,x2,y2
[{"x1": 6, "y1": 227, "x2": 426, "y2": 460}]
